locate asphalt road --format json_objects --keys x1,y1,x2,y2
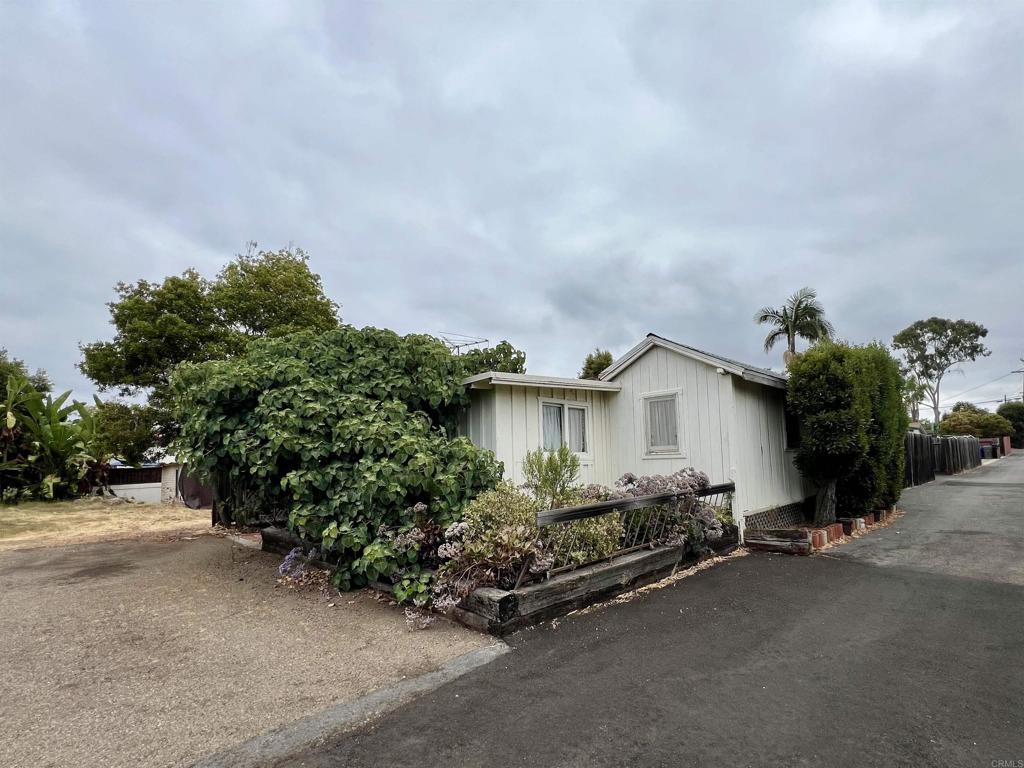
[{"x1": 277, "y1": 455, "x2": 1024, "y2": 768}]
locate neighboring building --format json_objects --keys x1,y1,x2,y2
[
  {"x1": 107, "y1": 457, "x2": 185, "y2": 504},
  {"x1": 460, "y1": 333, "x2": 813, "y2": 536}
]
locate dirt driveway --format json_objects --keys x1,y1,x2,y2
[{"x1": 0, "y1": 533, "x2": 493, "y2": 768}]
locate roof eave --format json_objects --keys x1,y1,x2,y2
[{"x1": 462, "y1": 371, "x2": 622, "y2": 392}]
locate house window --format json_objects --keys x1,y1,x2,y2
[
  {"x1": 540, "y1": 401, "x2": 589, "y2": 455},
  {"x1": 644, "y1": 394, "x2": 679, "y2": 454},
  {"x1": 542, "y1": 403, "x2": 563, "y2": 451},
  {"x1": 567, "y1": 406, "x2": 587, "y2": 453}
]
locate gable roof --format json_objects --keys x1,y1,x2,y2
[
  {"x1": 599, "y1": 333, "x2": 787, "y2": 389},
  {"x1": 463, "y1": 371, "x2": 622, "y2": 392}
]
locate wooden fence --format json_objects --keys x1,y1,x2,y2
[
  {"x1": 108, "y1": 466, "x2": 162, "y2": 485},
  {"x1": 903, "y1": 433, "x2": 982, "y2": 488}
]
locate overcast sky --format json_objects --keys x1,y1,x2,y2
[{"x1": 1, "y1": 1, "x2": 1022, "y2": 413}]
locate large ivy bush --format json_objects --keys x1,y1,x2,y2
[
  {"x1": 787, "y1": 341, "x2": 908, "y2": 523},
  {"x1": 171, "y1": 326, "x2": 502, "y2": 589}
]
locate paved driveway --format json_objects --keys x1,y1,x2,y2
[{"x1": 278, "y1": 454, "x2": 1024, "y2": 768}]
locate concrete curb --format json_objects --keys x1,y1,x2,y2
[{"x1": 192, "y1": 641, "x2": 511, "y2": 768}]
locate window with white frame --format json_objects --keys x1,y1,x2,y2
[
  {"x1": 643, "y1": 393, "x2": 680, "y2": 454},
  {"x1": 540, "y1": 400, "x2": 589, "y2": 455}
]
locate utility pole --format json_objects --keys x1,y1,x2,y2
[{"x1": 1015, "y1": 359, "x2": 1024, "y2": 403}]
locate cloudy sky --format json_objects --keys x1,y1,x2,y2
[{"x1": 1, "y1": 0, "x2": 1022, "y2": 414}]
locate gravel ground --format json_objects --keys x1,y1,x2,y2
[{"x1": 0, "y1": 534, "x2": 491, "y2": 768}]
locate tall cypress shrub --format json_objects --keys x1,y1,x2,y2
[{"x1": 788, "y1": 342, "x2": 907, "y2": 524}]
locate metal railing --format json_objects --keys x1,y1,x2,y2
[{"x1": 521, "y1": 482, "x2": 735, "y2": 586}]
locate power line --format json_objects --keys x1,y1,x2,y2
[{"x1": 939, "y1": 371, "x2": 1018, "y2": 405}]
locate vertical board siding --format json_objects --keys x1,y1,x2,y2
[
  {"x1": 606, "y1": 347, "x2": 729, "y2": 485},
  {"x1": 731, "y1": 379, "x2": 810, "y2": 514},
  {"x1": 490, "y1": 385, "x2": 614, "y2": 486}
]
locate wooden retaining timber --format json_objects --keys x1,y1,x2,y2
[
  {"x1": 743, "y1": 528, "x2": 812, "y2": 555},
  {"x1": 261, "y1": 524, "x2": 740, "y2": 635},
  {"x1": 455, "y1": 534, "x2": 739, "y2": 635}
]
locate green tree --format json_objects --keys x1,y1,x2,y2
[
  {"x1": 900, "y1": 370, "x2": 927, "y2": 423},
  {"x1": 755, "y1": 287, "x2": 835, "y2": 363},
  {"x1": 892, "y1": 317, "x2": 990, "y2": 428},
  {"x1": 938, "y1": 408, "x2": 1013, "y2": 438},
  {"x1": 580, "y1": 348, "x2": 613, "y2": 379},
  {"x1": 80, "y1": 246, "x2": 340, "y2": 443},
  {"x1": 93, "y1": 401, "x2": 160, "y2": 465},
  {"x1": 459, "y1": 340, "x2": 526, "y2": 376},
  {"x1": 0, "y1": 349, "x2": 51, "y2": 393},
  {"x1": 996, "y1": 402, "x2": 1024, "y2": 448},
  {"x1": 209, "y1": 245, "x2": 339, "y2": 337}
]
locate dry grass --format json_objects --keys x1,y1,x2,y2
[{"x1": 0, "y1": 498, "x2": 209, "y2": 551}]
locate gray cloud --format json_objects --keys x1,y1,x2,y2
[{"x1": 1, "y1": 0, "x2": 1022, "y2": 413}]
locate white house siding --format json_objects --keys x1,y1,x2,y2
[
  {"x1": 605, "y1": 345, "x2": 732, "y2": 486},
  {"x1": 488, "y1": 385, "x2": 615, "y2": 486},
  {"x1": 109, "y1": 482, "x2": 162, "y2": 504},
  {"x1": 730, "y1": 379, "x2": 812, "y2": 517}
]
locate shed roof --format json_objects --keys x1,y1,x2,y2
[
  {"x1": 463, "y1": 371, "x2": 622, "y2": 392},
  {"x1": 599, "y1": 333, "x2": 787, "y2": 389}
]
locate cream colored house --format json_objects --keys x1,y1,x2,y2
[{"x1": 460, "y1": 333, "x2": 813, "y2": 535}]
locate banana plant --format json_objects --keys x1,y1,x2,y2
[{"x1": 2, "y1": 376, "x2": 101, "y2": 501}]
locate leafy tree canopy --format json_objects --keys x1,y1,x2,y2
[
  {"x1": 209, "y1": 245, "x2": 339, "y2": 337},
  {"x1": 80, "y1": 246, "x2": 340, "y2": 443},
  {"x1": 892, "y1": 317, "x2": 989, "y2": 427},
  {"x1": 996, "y1": 401, "x2": 1024, "y2": 448},
  {"x1": 0, "y1": 349, "x2": 51, "y2": 393},
  {"x1": 459, "y1": 340, "x2": 526, "y2": 376},
  {"x1": 93, "y1": 400, "x2": 160, "y2": 466},
  {"x1": 580, "y1": 348, "x2": 613, "y2": 379}
]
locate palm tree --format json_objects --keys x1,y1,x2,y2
[{"x1": 755, "y1": 287, "x2": 835, "y2": 362}]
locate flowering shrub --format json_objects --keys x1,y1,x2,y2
[
  {"x1": 430, "y1": 468, "x2": 723, "y2": 611},
  {"x1": 580, "y1": 467, "x2": 723, "y2": 550},
  {"x1": 429, "y1": 483, "x2": 622, "y2": 609}
]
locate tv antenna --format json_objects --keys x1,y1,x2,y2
[{"x1": 439, "y1": 332, "x2": 488, "y2": 355}]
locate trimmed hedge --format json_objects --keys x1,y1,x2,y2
[{"x1": 787, "y1": 342, "x2": 908, "y2": 521}]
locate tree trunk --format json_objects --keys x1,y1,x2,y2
[{"x1": 814, "y1": 479, "x2": 837, "y2": 527}]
